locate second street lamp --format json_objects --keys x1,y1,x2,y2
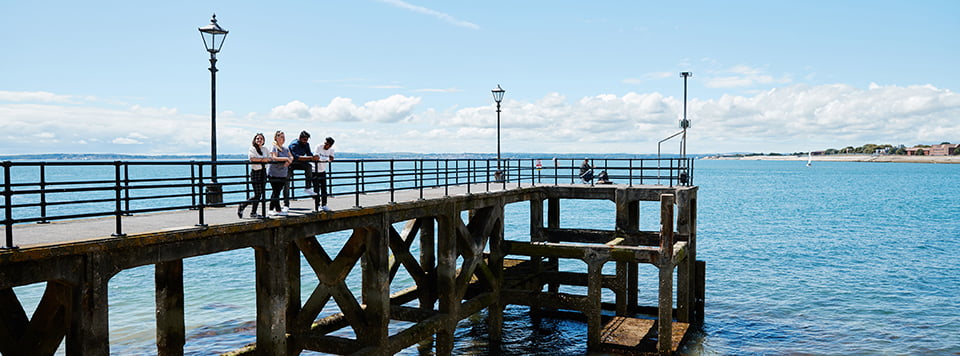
[
  {"x1": 199, "y1": 14, "x2": 228, "y2": 204},
  {"x1": 491, "y1": 85, "x2": 505, "y2": 180}
]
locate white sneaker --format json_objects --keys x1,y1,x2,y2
[
  {"x1": 303, "y1": 188, "x2": 317, "y2": 196},
  {"x1": 281, "y1": 206, "x2": 289, "y2": 213},
  {"x1": 321, "y1": 205, "x2": 332, "y2": 212},
  {"x1": 268, "y1": 210, "x2": 279, "y2": 216},
  {"x1": 278, "y1": 210, "x2": 288, "y2": 216}
]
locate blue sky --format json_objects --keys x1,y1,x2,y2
[{"x1": 2, "y1": 1, "x2": 958, "y2": 155}]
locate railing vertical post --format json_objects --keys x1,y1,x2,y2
[
  {"x1": 629, "y1": 159, "x2": 634, "y2": 187},
  {"x1": 196, "y1": 162, "x2": 207, "y2": 227},
  {"x1": 354, "y1": 161, "x2": 361, "y2": 208},
  {"x1": 443, "y1": 159, "x2": 449, "y2": 197},
  {"x1": 418, "y1": 159, "x2": 425, "y2": 200},
  {"x1": 389, "y1": 160, "x2": 396, "y2": 204},
  {"x1": 112, "y1": 161, "x2": 126, "y2": 237},
  {"x1": 3, "y1": 161, "x2": 17, "y2": 249},
  {"x1": 38, "y1": 162, "x2": 49, "y2": 223}
]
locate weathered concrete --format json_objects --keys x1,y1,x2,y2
[{"x1": 0, "y1": 183, "x2": 701, "y2": 355}]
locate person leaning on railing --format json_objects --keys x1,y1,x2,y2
[
  {"x1": 238, "y1": 133, "x2": 270, "y2": 219},
  {"x1": 288, "y1": 130, "x2": 319, "y2": 197},
  {"x1": 267, "y1": 131, "x2": 294, "y2": 216}
]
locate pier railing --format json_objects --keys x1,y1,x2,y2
[{"x1": 1, "y1": 157, "x2": 693, "y2": 248}]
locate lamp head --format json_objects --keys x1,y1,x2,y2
[
  {"x1": 491, "y1": 84, "x2": 505, "y2": 103},
  {"x1": 199, "y1": 14, "x2": 229, "y2": 54}
]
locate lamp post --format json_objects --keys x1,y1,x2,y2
[
  {"x1": 491, "y1": 85, "x2": 505, "y2": 178},
  {"x1": 199, "y1": 14, "x2": 228, "y2": 204},
  {"x1": 679, "y1": 72, "x2": 692, "y2": 159},
  {"x1": 679, "y1": 72, "x2": 692, "y2": 184}
]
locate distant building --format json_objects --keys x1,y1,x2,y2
[
  {"x1": 905, "y1": 144, "x2": 958, "y2": 156},
  {"x1": 929, "y1": 143, "x2": 959, "y2": 156}
]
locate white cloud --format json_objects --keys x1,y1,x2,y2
[
  {"x1": 1, "y1": 83, "x2": 957, "y2": 156},
  {"x1": 378, "y1": 0, "x2": 480, "y2": 30},
  {"x1": 270, "y1": 95, "x2": 422, "y2": 123}
]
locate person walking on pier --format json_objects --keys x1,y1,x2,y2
[
  {"x1": 267, "y1": 131, "x2": 293, "y2": 216},
  {"x1": 288, "y1": 131, "x2": 318, "y2": 197},
  {"x1": 312, "y1": 137, "x2": 335, "y2": 211},
  {"x1": 238, "y1": 133, "x2": 271, "y2": 218}
]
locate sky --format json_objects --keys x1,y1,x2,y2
[{"x1": 2, "y1": 0, "x2": 958, "y2": 156}]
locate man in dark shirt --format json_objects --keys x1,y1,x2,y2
[{"x1": 288, "y1": 131, "x2": 318, "y2": 196}]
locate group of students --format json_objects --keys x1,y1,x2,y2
[{"x1": 237, "y1": 130, "x2": 335, "y2": 218}]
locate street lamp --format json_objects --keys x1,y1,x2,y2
[
  {"x1": 679, "y1": 72, "x2": 692, "y2": 159},
  {"x1": 679, "y1": 71, "x2": 692, "y2": 184},
  {"x1": 199, "y1": 14, "x2": 228, "y2": 203},
  {"x1": 491, "y1": 85, "x2": 505, "y2": 177}
]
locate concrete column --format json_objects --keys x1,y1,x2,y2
[
  {"x1": 361, "y1": 221, "x2": 390, "y2": 347},
  {"x1": 658, "y1": 194, "x2": 675, "y2": 355},
  {"x1": 156, "y1": 259, "x2": 184, "y2": 356},
  {"x1": 419, "y1": 217, "x2": 437, "y2": 310},
  {"x1": 546, "y1": 198, "x2": 560, "y2": 294},
  {"x1": 486, "y1": 201, "x2": 505, "y2": 348},
  {"x1": 435, "y1": 210, "x2": 459, "y2": 356},
  {"x1": 615, "y1": 188, "x2": 640, "y2": 311},
  {"x1": 255, "y1": 230, "x2": 291, "y2": 354},
  {"x1": 676, "y1": 189, "x2": 697, "y2": 323},
  {"x1": 68, "y1": 254, "x2": 111, "y2": 356}
]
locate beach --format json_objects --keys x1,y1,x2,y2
[{"x1": 703, "y1": 154, "x2": 960, "y2": 164}]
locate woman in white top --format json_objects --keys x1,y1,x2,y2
[
  {"x1": 238, "y1": 133, "x2": 271, "y2": 218},
  {"x1": 267, "y1": 131, "x2": 293, "y2": 215}
]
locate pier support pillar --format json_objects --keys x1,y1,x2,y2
[
  {"x1": 658, "y1": 194, "x2": 675, "y2": 355},
  {"x1": 615, "y1": 188, "x2": 641, "y2": 312},
  {"x1": 156, "y1": 259, "x2": 184, "y2": 356},
  {"x1": 361, "y1": 223, "x2": 390, "y2": 347},
  {"x1": 255, "y1": 231, "x2": 291, "y2": 354},
  {"x1": 436, "y1": 211, "x2": 459, "y2": 356},
  {"x1": 486, "y1": 201, "x2": 506, "y2": 349},
  {"x1": 68, "y1": 254, "x2": 111, "y2": 356},
  {"x1": 676, "y1": 189, "x2": 698, "y2": 323}
]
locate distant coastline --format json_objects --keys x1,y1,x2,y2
[{"x1": 703, "y1": 154, "x2": 960, "y2": 164}]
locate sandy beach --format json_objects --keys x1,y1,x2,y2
[{"x1": 703, "y1": 154, "x2": 960, "y2": 164}]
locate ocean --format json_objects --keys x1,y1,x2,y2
[{"x1": 10, "y1": 159, "x2": 960, "y2": 355}]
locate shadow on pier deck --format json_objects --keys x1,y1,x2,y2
[{"x1": 0, "y1": 183, "x2": 702, "y2": 355}]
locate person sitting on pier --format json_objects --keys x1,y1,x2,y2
[
  {"x1": 288, "y1": 131, "x2": 318, "y2": 197},
  {"x1": 268, "y1": 131, "x2": 293, "y2": 216},
  {"x1": 579, "y1": 159, "x2": 594, "y2": 184},
  {"x1": 312, "y1": 137, "x2": 335, "y2": 212},
  {"x1": 596, "y1": 170, "x2": 612, "y2": 184}
]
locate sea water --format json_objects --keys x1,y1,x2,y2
[{"x1": 9, "y1": 159, "x2": 960, "y2": 355}]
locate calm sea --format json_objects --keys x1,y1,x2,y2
[{"x1": 11, "y1": 159, "x2": 960, "y2": 355}]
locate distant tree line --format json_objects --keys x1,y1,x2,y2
[{"x1": 809, "y1": 142, "x2": 959, "y2": 156}]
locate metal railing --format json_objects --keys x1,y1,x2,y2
[{"x1": 1, "y1": 157, "x2": 693, "y2": 249}]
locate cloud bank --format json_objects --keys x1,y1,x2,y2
[{"x1": 1, "y1": 83, "x2": 957, "y2": 155}]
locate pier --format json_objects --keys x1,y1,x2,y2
[{"x1": 1, "y1": 158, "x2": 702, "y2": 355}]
